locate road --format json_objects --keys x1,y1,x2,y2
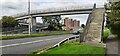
[{"x1": 1, "y1": 34, "x2": 78, "y2": 54}]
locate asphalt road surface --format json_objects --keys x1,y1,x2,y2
[{"x1": 1, "y1": 34, "x2": 79, "y2": 54}]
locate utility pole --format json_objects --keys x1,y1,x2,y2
[{"x1": 28, "y1": 0, "x2": 31, "y2": 35}]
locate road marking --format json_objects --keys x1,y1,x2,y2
[{"x1": 0, "y1": 37, "x2": 65, "y2": 48}]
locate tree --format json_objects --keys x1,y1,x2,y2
[
  {"x1": 106, "y1": 2, "x2": 120, "y2": 37},
  {"x1": 42, "y1": 16, "x2": 62, "y2": 30},
  {"x1": 104, "y1": 3, "x2": 111, "y2": 10},
  {"x1": 2, "y1": 16, "x2": 18, "y2": 28},
  {"x1": 81, "y1": 24, "x2": 85, "y2": 28},
  {"x1": 110, "y1": 2, "x2": 120, "y2": 10}
]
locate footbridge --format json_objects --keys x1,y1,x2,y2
[
  {"x1": 13, "y1": 4, "x2": 95, "y2": 34},
  {"x1": 83, "y1": 7, "x2": 105, "y2": 42},
  {"x1": 13, "y1": 5, "x2": 94, "y2": 20},
  {"x1": 13, "y1": 4, "x2": 105, "y2": 42}
]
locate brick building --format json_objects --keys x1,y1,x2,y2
[{"x1": 64, "y1": 17, "x2": 80, "y2": 31}]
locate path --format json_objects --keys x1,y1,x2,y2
[{"x1": 106, "y1": 34, "x2": 119, "y2": 56}]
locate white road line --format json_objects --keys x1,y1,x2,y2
[{"x1": 0, "y1": 37, "x2": 65, "y2": 48}]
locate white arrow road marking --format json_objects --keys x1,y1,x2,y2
[{"x1": 0, "y1": 37, "x2": 65, "y2": 48}]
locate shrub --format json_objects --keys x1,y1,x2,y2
[{"x1": 103, "y1": 29, "x2": 110, "y2": 40}]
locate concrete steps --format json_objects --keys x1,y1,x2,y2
[{"x1": 85, "y1": 8, "x2": 105, "y2": 42}]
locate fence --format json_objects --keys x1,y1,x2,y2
[
  {"x1": 2, "y1": 27, "x2": 28, "y2": 36},
  {"x1": 2, "y1": 27, "x2": 64, "y2": 36}
]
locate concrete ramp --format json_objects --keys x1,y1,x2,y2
[{"x1": 85, "y1": 8, "x2": 105, "y2": 42}]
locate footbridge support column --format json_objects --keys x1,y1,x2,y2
[{"x1": 31, "y1": 17, "x2": 36, "y2": 33}]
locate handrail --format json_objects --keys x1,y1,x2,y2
[
  {"x1": 12, "y1": 5, "x2": 93, "y2": 18},
  {"x1": 101, "y1": 8, "x2": 105, "y2": 42}
]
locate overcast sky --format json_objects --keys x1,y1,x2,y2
[{"x1": 0, "y1": 0, "x2": 108, "y2": 25}]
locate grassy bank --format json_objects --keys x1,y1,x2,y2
[
  {"x1": 41, "y1": 44, "x2": 105, "y2": 56},
  {"x1": 1, "y1": 31, "x2": 71, "y2": 40},
  {"x1": 103, "y1": 28, "x2": 110, "y2": 40},
  {"x1": 29, "y1": 40, "x2": 106, "y2": 56}
]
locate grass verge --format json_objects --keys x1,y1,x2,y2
[
  {"x1": 29, "y1": 40, "x2": 106, "y2": 56},
  {"x1": 1, "y1": 31, "x2": 71, "y2": 40},
  {"x1": 103, "y1": 28, "x2": 110, "y2": 40}
]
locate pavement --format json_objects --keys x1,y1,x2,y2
[
  {"x1": 1, "y1": 34, "x2": 79, "y2": 54},
  {"x1": 106, "y1": 35, "x2": 119, "y2": 56},
  {"x1": 81, "y1": 41, "x2": 106, "y2": 48}
]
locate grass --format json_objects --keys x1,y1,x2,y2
[
  {"x1": 42, "y1": 44, "x2": 105, "y2": 55},
  {"x1": 103, "y1": 28, "x2": 110, "y2": 40},
  {"x1": 29, "y1": 40, "x2": 106, "y2": 56},
  {"x1": 1, "y1": 31, "x2": 71, "y2": 40}
]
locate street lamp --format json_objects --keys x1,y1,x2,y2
[{"x1": 28, "y1": 0, "x2": 31, "y2": 35}]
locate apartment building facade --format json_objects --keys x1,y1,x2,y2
[{"x1": 64, "y1": 17, "x2": 80, "y2": 31}]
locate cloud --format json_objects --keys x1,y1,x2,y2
[
  {"x1": 0, "y1": 0, "x2": 108, "y2": 24},
  {"x1": 1, "y1": 0, "x2": 28, "y2": 16},
  {"x1": 0, "y1": 0, "x2": 108, "y2": 16}
]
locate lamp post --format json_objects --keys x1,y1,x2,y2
[{"x1": 28, "y1": 0, "x2": 31, "y2": 35}]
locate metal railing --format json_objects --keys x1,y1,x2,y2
[
  {"x1": 38, "y1": 35, "x2": 79, "y2": 54},
  {"x1": 53, "y1": 36, "x2": 79, "y2": 47},
  {"x1": 12, "y1": 5, "x2": 94, "y2": 18},
  {"x1": 101, "y1": 8, "x2": 105, "y2": 42}
]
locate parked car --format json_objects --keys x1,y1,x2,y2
[{"x1": 72, "y1": 30, "x2": 80, "y2": 35}]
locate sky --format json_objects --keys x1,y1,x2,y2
[{"x1": 0, "y1": 0, "x2": 108, "y2": 25}]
